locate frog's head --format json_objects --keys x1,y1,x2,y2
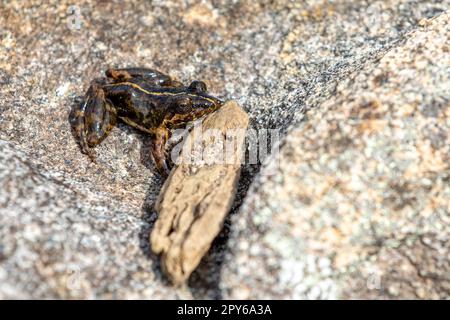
[{"x1": 172, "y1": 81, "x2": 223, "y2": 121}]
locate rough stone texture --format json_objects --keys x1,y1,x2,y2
[
  {"x1": 0, "y1": 140, "x2": 189, "y2": 299},
  {"x1": 151, "y1": 101, "x2": 248, "y2": 285},
  {"x1": 0, "y1": 0, "x2": 449, "y2": 299},
  {"x1": 221, "y1": 12, "x2": 450, "y2": 299}
]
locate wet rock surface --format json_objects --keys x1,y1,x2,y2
[{"x1": 0, "y1": 1, "x2": 448, "y2": 298}]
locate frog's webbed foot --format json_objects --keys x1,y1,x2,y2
[
  {"x1": 69, "y1": 81, "x2": 117, "y2": 161},
  {"x1": 105, "y1": 67, "x2": 182, "y2": 87},
  {"x1": 69, "y1": 98, "x2": 94, "y2": 161},
  {"x1": 151, "y1": 127, "x2": 173, "y2": 177}
]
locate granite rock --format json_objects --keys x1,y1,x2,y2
[
  {"x1": 0, "y1": 140, "x2": 189, "y2": 299},
  {"x1": 0, "y1": 0, "x2": 448, "y2": 298},
  {"x1": 221, "y1": 11, "x2": 450, "y2": 299}
]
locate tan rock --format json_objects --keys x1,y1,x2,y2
[{"x1": 150, "y1": 101, "x2": 249, "y2": 284}]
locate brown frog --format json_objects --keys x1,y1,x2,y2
[{"x1": 69, "y1": 68, "x2": 223, "y2": 176}]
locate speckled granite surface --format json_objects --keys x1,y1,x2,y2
[
  {"x1": 221, "y1": 11, "x2": 450, "y2": 299},
  {"x1": 0, "y1": 1, "x2": 448, "y2": 299}
]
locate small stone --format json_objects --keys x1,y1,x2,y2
[{"x1": 150, "y1": 101, "x2": 249, "y2": 284}]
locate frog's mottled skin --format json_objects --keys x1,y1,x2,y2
[{"x1": 69, "y1": 68, "x2": 223, "y2": 176}]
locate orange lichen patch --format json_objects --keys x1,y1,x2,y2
[
  {"x1": 299, "y1": 2, "x2": 336, "y2": 22},
  {"x1": 356, "y1": 119, "x2": 388, "y2": 135},
  {"x1": 416, "y1": 143, "x2": 448, "y2": 172},
  {"x1": 445, "y1": 102, "x2": 450, "y2": 118},
  {"x1": 319, "y1": 226, "x2": 346, "y2": 245},
  {"x1": 422, "y1": 192, "x2": 450, "y2": 217},
  {"x1": 333, "y1": 248, "x2": 361, "y2": 269},
  {"x1": 183, "y1": 4, "x2": 218, "y2": 27},
  {"x1": 352, "y1": 99, "x2": 385, "y2": 118},
  {"x1": 280, "y1": 30, "x2": 301, "y2": 64},
  {"x1": 399, "y1": 103, "x2": 417, "y2": 117}
]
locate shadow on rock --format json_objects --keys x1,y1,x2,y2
[{"x1": 188, "y1": 162, "x2": 261, "y2": 299}]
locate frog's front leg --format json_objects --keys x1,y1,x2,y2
[
  {"x1": 151, "y1": 127, "x2": 172, "y2": 176},
  {"x1": 69, "y1": 82, "x2": 117, "y2": 160},
  {"x1": 105, "y1": 68, "x2": 182, "y2": 87}
]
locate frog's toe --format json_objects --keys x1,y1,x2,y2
[
  {"x1": 84, "y1": 148, "x2": 97, "y2": 163},
  {"x1": 152, "y1": 153, "x2": 173, "y2": 178},
  {"x1": 160, "y1": 159, "x2": 171, "y2": 177},
  {"x1": 77, "y1": 135, "x2": 96, "y2": 161},
  {"x1": 69, "y1": 104, "x2": 90, "y2": 159},
  {"x1": 86, "y1": 133, "x2": 101, "y2": 148}
]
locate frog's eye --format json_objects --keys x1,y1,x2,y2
[
  {"x1": 177, "y1": 97, "x2": 193, "y2": 111},
  {"x1": 188, "y1": 80, "x2": 207, "y2": 93}
]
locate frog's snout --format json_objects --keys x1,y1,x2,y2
[{"x1": 194, "y1": 96, "x2": 221, "y2": 111}]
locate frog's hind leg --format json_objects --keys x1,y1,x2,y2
[
  {"x1": 69, "y1": 83, "x2": 117, "y2": 161},
  {"x1": 105, "y1": 67, "x2": 182, "y2": 87},
  {"x1": 151, "y1": 127, "x2": 172, "y2": 177}
]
